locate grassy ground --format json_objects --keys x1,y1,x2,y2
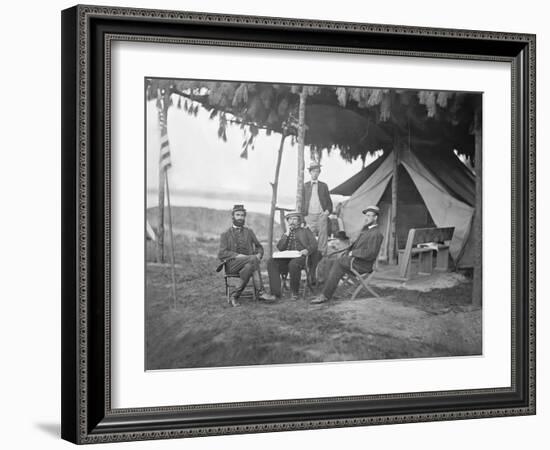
[{"x1": 145, "y1": 236, "x2": 481, "y2": 370}]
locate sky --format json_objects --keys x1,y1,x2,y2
[{"x1": 146, "y1": 96, "x2": 377, "y2": 215}]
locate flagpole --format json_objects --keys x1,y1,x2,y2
[
  {"x1": 158, "y1": 168, "x2": 166, "y2": 263},
  {"x1": 165, "y1": 172, "x2": 178, "y2": 310},
  {"x1": 157, "y1": 90, "x2": 166, "y2": 263}
]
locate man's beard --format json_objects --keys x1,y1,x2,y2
[{"x1": 232, "y1": 218, "x2": 245, "y2": 227}]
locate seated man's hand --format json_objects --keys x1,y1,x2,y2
[
  {"x1": 300, "y1": 249, "x2": 309, "y2": 256},
  {"x1": 255, "y1": 253, "x2": 262, "y2": 260}
]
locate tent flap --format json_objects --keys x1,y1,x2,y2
[
  {"x1": 338, "y1": 147, "x2": 475, "y2": 267},
  {"x1": 400, "y1": 148, "x2": 474, "y2": 263},
  {"x1": 340, "y1": 152, "x2": 394, "y2": 241}
]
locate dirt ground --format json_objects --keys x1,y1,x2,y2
[{"x1": 145, "y1": 236, "x2": 481, "y2": 370}]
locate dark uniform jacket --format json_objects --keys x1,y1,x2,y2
[
  {"x1": 276, "y1": 227, "x2": 318, "y2": 255},
  {"x1": 301, "y1": 180, "x2": 333, "y2": 216},
  {"x1": 349, "y1": 224, "x2": 384, "y2": 272},
  {"x1": 218, "y1": 227, "x2": 264, "y2": 262}
]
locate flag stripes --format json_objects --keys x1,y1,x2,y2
[{"x1": 158, "y1": 103, "x2": 172, "y2": 171}]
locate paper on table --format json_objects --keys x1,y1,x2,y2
[{"x1": 272, "y1": 250, "x2": 301, "y2": 259}]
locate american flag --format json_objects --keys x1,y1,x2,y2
[{"x1": 158, "y1": 101, "x2": 172, "y2": 171}]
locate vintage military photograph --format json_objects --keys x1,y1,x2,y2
[{"x1": 145, "y1": 78, "x2": 482, "y2": 370}]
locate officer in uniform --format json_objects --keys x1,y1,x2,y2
[
  {"x1": 267, "y1": 211, "x2": 320, "y2": 300},
  {"x1": 218, "y1": 204, "x2": 275, "y2": 307},
  {"x1": 311, "y1": 205, "x2": 383, "y2": 304}
]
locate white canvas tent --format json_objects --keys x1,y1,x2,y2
[{"x1": 331, "y1": 147, "x2": 476, "y2": 268}]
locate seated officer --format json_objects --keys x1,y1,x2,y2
[
  {"x1": 218, "y1": 204, "x2": 275, "y2": 307},
  {"x1": 267, "y1": 211, "x2": 321, "y2": 300},
  {"x1": 316, "y1": 231, "x2": 351, "y2": 284},
  {"x1": 311, "y1": 205, "x2": 383, "y2": 304}
]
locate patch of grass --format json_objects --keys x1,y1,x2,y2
[{"x1": 145, "y1": 240, "x2": 481, "y2": 370}]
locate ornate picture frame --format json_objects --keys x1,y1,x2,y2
[{"x1": 61, "y1": 5, "x2": 535, "y2": 444}]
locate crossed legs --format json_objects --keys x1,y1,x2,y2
[
  {"x1": 314, "y1": 255, "x2": 372, "y2": 303},
  {"x1": 226, "y1": 256, "x2": 261, "y2": 299}
]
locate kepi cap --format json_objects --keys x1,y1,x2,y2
[
  {"x1": 285, "y1": 210, "x2": 302, "y2": 220},
  {"x1": 362, "y1": 205, "x2": 380, "y2": 215},
  {"x1": 307, "y1": 162, "x2": 322, "y2": 171},
  {"x1": 232, "y1": 204, "x2": 247, "y2": 213}
]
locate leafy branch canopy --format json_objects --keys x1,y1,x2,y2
[{"x1": 147, "y1": 79, "x2": 480, "y2": 163}]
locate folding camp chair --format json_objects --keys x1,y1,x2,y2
[
  {"x1": 221, "y1": 261, "x2": 258, "y2": 304},
  {"x1": 349, "y1": 257, "x2": 379, "y2": 300}
]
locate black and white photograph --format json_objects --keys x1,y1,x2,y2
[
  {"x1": 145, "y1": 78, "x2": 482, "y2": 370},
  {"x1": 1, "y1": 0, "x2": 544, "y2": 446}
]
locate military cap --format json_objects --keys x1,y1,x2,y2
[{"x1": 361, "y1": 205, "x2": 380, "y2": 215}]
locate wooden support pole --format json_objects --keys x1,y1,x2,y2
[
  {"x1": 279, "y1": 210, "x2": 287, "y2": 233},
  {"x1": 473, "y1": 107, "x2": 482, "y2": 307},
  {"x1": 295, "y1": 87, "x2": 308, "y2": 213},
  {"x1": 268, "y1": 134, "x2": 286, "y2": 257},
  {"x1": 156, "y1": 91, "x2": 169, "y2": 263},
  {"x1": 165, "y1": 173, "x2": 178, "y2": 310},
  {"x1": 389, "y1": 138, "x2": 400, "y2": 265}
]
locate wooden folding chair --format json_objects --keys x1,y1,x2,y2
[
  {"x1": 222, "y1": 262, "x2": 258, "y2": 304},
  {"x1": 349, "y1": 257, "x2": 379, "y2": 300}
]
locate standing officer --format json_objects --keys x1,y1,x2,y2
[{"x1": 302, "y1": 162, "x2": 333, "y2": 256}]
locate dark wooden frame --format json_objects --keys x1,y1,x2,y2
[{"x1": 61, "y1": 4, "x2": 536, "y2": 444}]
